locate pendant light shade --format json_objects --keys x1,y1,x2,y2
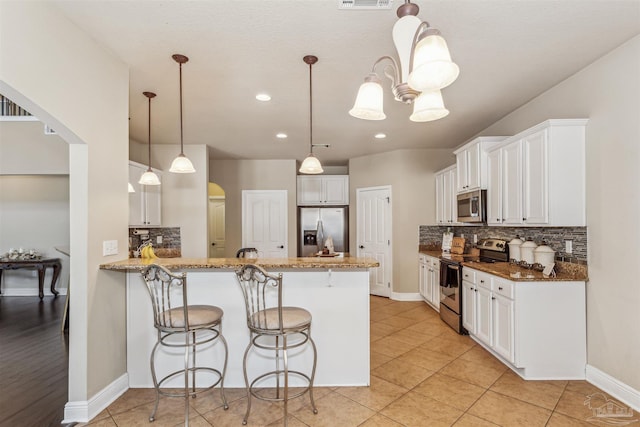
[
  {"x1": 299, "y1": 55, "x2": 324, "y2": 175},
  {"x1": 169, "y1": 54, "x2": 196, "y2": 174},
  {"x1": 408, "y1": 29, "x2": 459, "y2": 92},
  {"x1": 349, "y1": 74, "x2": 386, "y2": 121},
  {"x1": 139, "y1": 92, "x2": 161, "y2": 186},
  {"x1": 409, "y1": 89, "x2": 449, "y2": 122}
]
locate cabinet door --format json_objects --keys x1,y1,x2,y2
[
  {"x1": 425, "y1": 265, "x2": 434, "y2": 303},
  {"x1": 323, "y1": 176, "x2": 349, "y2": 205},
  {"x1": 297, "y1": 176, "x2": 323, "y2": 205},
  {"x1": 462, "y1": 281, "x2": 476, "y2": 334},
  {"x1": 129, "y1": 164, "x2": 145, "y2": 225},
  {"x1": 467, "y1": 144, "x2": 481, "y2": 191},
  {"x1": 523, "y1": 130, "x2": 549, "y2": 224},
  {"x1": 442, "y1": 171, "x2": 452, "y2": 224},
  {"x1": 476, "y1": 286, "x2": 493, "y2": 346},
  {"x1": 449, "y1": 169, "x2": 458, "y2": 223},
  {"x1": 487, "y1": 149, "x2": 502, "y2": 225},
  {"x1": 419, "y1": 259, "x2": 427, "y2": 300},
  {"x1": 492, "y1": 293, "x2": 515, "y2": 363},
  {"x1": 144, "y1": 173, "x2": 162, "y2": 226},
  {"x1": 456, "y1": 151, "x2": 468, "y2": 192},
  {"x1": 435, "y1": 173, "x2": 444, "y2": 224},
  {"x1": 502, "y1": 141, "x2": 524, "y2": 225},
  {"x1": 431, "y1": 264, "x2": 440, "y2": 308}
]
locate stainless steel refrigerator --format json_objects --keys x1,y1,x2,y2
[{"x1": 298, "y1": 207, "x2": 349, "y2": 256}]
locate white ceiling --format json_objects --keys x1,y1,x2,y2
[{"x1": 52, "y1": 0, "x2": 640, "y2": 166}]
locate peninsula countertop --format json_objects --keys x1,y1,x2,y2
[{"x1": 100, "y1": 256, "x2": 380, "y2": 271}]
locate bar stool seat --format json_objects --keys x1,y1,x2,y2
[
  {"x1": 141, "y1": 264, "x2": 228, "y2": 427},
  {"x1": 235, "y1": 264, "x2": 318, "y2": 426}
]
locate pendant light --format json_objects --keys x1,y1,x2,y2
[
  {"x1": 169, "y1": 54, "x2": 196, "y2": 174},
  {"x1": 139, "y1": 92, "x2": 161, "y2": 186},
  {"x1": 299, "y1": 55, "x2": 324, "y2": 175}
]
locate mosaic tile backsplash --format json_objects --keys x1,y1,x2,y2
[
  {"x1": 128, "y1": 227, "x2": 181, "y2": 257},
  {"x1": 419, "y1": 225, "x2": 587, "y2": 264}
]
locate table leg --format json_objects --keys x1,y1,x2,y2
[
  {"x1": 50, "y1": 261, "x2": 61, "y2": 297},
  {"x1": 37, "y1": 266, "x2": 45, "y2": 300}
]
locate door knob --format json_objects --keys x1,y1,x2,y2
[{"x1": 359, "y1": 245, "x2": 364, "y2": 249}]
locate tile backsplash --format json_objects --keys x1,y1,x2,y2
[
  {"x1": 419, "y1": 225, "x2": 587, "y2": 264},
  {"x1": 128, "y1": 227, "x2": 181, "y2": 257}
]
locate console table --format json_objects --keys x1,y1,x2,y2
[{"x1": 0, "y1": 258, "x2": 61, "y2": 299}]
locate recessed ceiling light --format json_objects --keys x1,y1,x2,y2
[
  {"x1": 276, "y1": 133, "x2": 288, "y2": 139},
  {"x1": 256, "y1": 93, "x2": 271, "y2": 101},
  {"x1": 374, "y1": 133, "x2": 387, "y2": 139}
]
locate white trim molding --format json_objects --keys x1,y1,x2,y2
[
  {"x1": 391, "y1": 291, "x2": 422, "y2": 301},
  {"x1": 63, "y1": 373, "x2": 129, "y2": 423},
  {"x1": 586, "y1": 364, "x2": 640, "y2": 411}
]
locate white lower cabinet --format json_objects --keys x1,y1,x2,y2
[
  {"x1": 462, "y1": 266, "x2": 586, "y2": 379},
  {"x1": 418, "y1": 254, "x2": 440, "y2": 311}
]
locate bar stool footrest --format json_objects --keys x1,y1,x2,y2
[
  {"x1": 156, "y1": 366, "x2": 224, "y2": 398},
  {"x1": 249, "y1": 369, "x2": 313, "y2": 402}
]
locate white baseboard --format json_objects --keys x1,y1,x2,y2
[
  {"x1": 0, "y1": 288, "x2": 67, "y2": 297},
  {"x1": 586, "y1": 364, "x2": 640, "y2": 411},
  {"x1": 390, "y1": 291, "x2": 422, "y2": 301},
  {"x1": 63, "y1": 373, "x2": 129, "y2": 423}
]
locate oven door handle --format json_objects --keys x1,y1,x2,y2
[{"x1": 447, "y1": 264, "x2": 460, "y2": 271}]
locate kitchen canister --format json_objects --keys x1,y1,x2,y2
[
  {"x1": 520, "y1": 239, "x2": 538, "y2": 264},
  {"x1": 534, "y1": 242, "x2": 556, "y2": 268},
  {"x1": 508, "y1": 235, "x2": 524, "y2": 262}
]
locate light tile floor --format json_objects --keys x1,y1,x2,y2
[{"x1": 82, "y1": 296, "x2": 633, "y2": 426}]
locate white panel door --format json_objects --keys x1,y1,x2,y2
[
  {"x1": 462, "y1": 281, "x2": 476, "y2": 334},
  {"x1": 493, "y1": 294, "x2": 515, "y2": 363},
  {"x1": 208, "y1": 199, "x2": 226, "y2": 258},
  {"x1": 356, "y1": 186, "x2": 392, "y2": 297},
  {"x1": 467, "y1": 143, "x2": 481, "y2": 190},
  {"x1": 242, "y1": 190, "x2": 287, "y2": 257},
  {"x1": 476, "y1": 286, "x2": 493, "y2": 346}
]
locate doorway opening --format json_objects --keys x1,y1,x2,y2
[{"x1": 208, "y1": 182, "x2": 226, "y2": 258}]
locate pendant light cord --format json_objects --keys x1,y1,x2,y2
[
  {"x1": 309, "y1": 61, "x2": 313, "y2": 155},
  {"x1": 179, "y1": 62, "x2": 185, "y2": 156},
  {"x1": 147, "y1": 95, "x2": 152, "y2": 169}
]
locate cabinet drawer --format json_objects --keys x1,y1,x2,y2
[
  {"x1": 462, "y1": 268, "x2": 476, "y2": 283},
  {"x1": 493, "y1": 278, "x2": 514, "y2": 299},
  {"x1": 476, "y1": 271, "x2": 493, "y2": 290},
  {"x1": 419, "y1": 254, "x2": 427, "y2": 263}
]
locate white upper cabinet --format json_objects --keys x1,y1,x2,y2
[
  {"x1": 486, "y1": 119, "x2": 587, "y2": 226},
  {"x1": 297, "y1": 175, "x2": 349, "y2": 205},
  {"x1": 129, "y1": 161, "x2": 162, "y2": 226},
  {"x1": 454, "y1": 137, "x2": 507, "y2": 193},
  {"x1": 435, "y1": 165, "x2": 457, "y2": 225}
]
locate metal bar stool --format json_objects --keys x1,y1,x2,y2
[
  {"x1": 141, "y1": 264, "x2": 228, "y2": 426},
  {"x1": 235, "y1": 264, "x2": 318, "y2": 426}
]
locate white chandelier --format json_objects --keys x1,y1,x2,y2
[{"x1": 349, "y1": 0, "x2": 459, "y2": 122}]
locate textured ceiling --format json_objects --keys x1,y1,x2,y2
[{"x1": 52, "y1": 0, "x2": 640, "y2": 166}]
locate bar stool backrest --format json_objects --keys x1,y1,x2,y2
[
  {"x1": 141, "y1": 264, "x2": 189, "y2": 332},
  {"x1": 235, "y1": 264, "x2": 284, "y2": 333}
]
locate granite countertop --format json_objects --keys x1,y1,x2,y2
[
  {"x1": 100, "y1": 257, "x2": 380, "y2": 271},
  {"x1": 419, "y1": 249, "x2": 588, "y2": 282}
]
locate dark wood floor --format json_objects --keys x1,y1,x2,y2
[{"x1": 0, "y1": 296, "x2": 69, "y2": 427}]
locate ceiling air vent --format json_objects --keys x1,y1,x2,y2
[{"x1": 338, "y1": 0, "x2": 394, "y2": 10}]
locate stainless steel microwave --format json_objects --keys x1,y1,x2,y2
[{"x1": 457, "y1": 190, "x2": 486, "y2": 223}]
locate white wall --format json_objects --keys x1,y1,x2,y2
[
  {"x1": 209, "y1": 159, "x2": 297, "y2": 258},
  {"x1": 0, "y1": 1, "x2": 130, "y2": 416},
  {"x1": 349, "y1": 149, "x2": 454, "y2": 294},
  {"x1": 476, "y1": 36, "x2": 640, "y2": 394},
  {"x1": 0, "y1": 121, "x2": 68, "y2": 174},
  {"x1": 0, "y1": 176, "x2": 70, "y2": 295}
]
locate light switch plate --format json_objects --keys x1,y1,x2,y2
[
  {"x1": 565, "y1": 240, "x2": 573, "y2": 254},
  {"x1": 103, "y1": 240, "x2": 118, "y2": 256}
]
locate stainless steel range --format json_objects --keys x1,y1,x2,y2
[{"x1": 439, "y1": 238, "x2": 510, "y2": 334}]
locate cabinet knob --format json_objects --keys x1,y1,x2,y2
[
  {"x1": 480, "y1": 280, "x2": 484, "y2": 283},
  {"x1": 359, "y1": 245, "x2": 365, "y2": 249},
  {"x1": 474, "y1": 289, "x2": 478, "y2": 292},
  {"x1": 277, "y1": 245, "x2": 284, "y2": 249},
  {"x1": 498, "y1": 286, "x2": 503, "y2": 290},
  {"x1": 492, "y1": 297, "x2": 496, "y2": 300},
  {"x1": 523, "y1": 218, "x2": 526, "y2": 221}
]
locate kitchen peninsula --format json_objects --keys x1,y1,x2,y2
[{"x1": 101, "y1": 256, "x2": 378, "y2": 388}]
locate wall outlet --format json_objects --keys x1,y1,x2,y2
[
  {"x1": 565, "y1": 240, "x2": 573, "y2": 254},
  {"x1": 103, "y1": 240, "x2": 118, "y2": 256},
  {"x1": 473, "y1": 234, "x2": 478, "y2": 244},
  {"x1": 157, "y1": 236, "x2": 163, "y2": 244}
]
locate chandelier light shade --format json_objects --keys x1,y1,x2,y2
[
  {"x1": 139, "y1": 92, "x2": 161, "y2": 186},
  {"x1": 350, "y1": 0, "x2": 458, "y2": 122},
  {"x1": 349, "y1": 73, "x2": 386, "y2": 120},
  {"x1": 409, "y1": 89, "x2": 449, "y2": 122},
  {"x1": 299, "y1": 55, "x2": 324, "y2": 175},
  {"x1": 408, "y1": 29, "x2": 459, "y2": 92},
  {"x1": 169, "y1": 54, "x2": 196, "y2": 174}
]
